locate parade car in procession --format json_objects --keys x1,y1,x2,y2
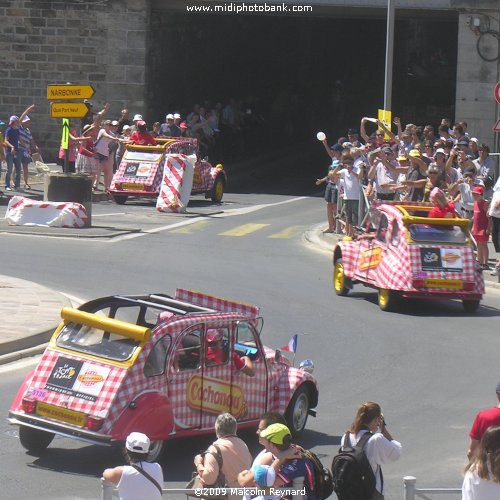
[
  {"x1": 108, "y1": 138, "x2": 226, "y2": 205},
  {"x1": 9, "y1": 289, "x2": 317, "y2": 460},
  {"x1": 333, "y1": 202, "x2": 484, "y2": 312}
]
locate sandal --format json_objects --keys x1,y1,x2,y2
[
  {"x1": 25, "y1": 184, "x2": 31, "y2": 190},
  {"x1": 322, "y1": 229, "x2": 335, "y2": 234}
]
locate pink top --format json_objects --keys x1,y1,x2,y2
[
  {"x1": 472, "y1": 199, "x2": 488, "y2": 236},
  {"x1": 59, "y1": 126, "x2": 78, "y2": 162}
]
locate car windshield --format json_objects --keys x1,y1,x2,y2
[
  {"x1": 409, "y1": 224, "x2": 467, "y2": 244},
  {"x1": 56, "y1": 322, "x2": 140, "y2": 361},
  {"x1": 123, "y1": 151, "x2": 162, "y2": 162}
]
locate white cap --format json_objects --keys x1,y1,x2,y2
[
  {"x1": 470, "y1": 137, "x2": 478, "y2": 143},
  {"x1": 122, "y1": 124, "x2": 131, "y2": 131},
  {"x1": 125, "y1": 432, "x2": 150, "y2": 453},
  {"x1": 435, "y1": 148, "x2": 446, "y2": 155},
  {"x1": 173, "y1": 113, "x2": 181, "y2": 119},
  {"x1": 166, "y1": 113, "x2": 174, "y2": 120},
  {"x1": 9, "y1": 115, "x2": 19, "y2": 124},
  {"x1": 133, "y1": 114, "x2": 143, "y2": 122}
]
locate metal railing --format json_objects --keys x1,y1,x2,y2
[
  {"x1": 403, "y1": 476, "x2": 461, "y2": 500},
  {"x1": 101, "y1": 479, "x2": 197, "y2": 499}
]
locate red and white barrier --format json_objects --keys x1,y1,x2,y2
[
  {"x1": 5, "y1": 196, "x2": 88, "y2": 228},
  {"x1": 156, "y1": 154, "x2": 196, "y2": 213}
]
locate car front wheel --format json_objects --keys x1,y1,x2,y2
[
  {"x1": 113, "y1": 195, "x2": 128, "y2": 205},
  {"x1": 285, "y1": 386, "x2": 310, "y2": 436},
  {"x1": 462, "y1": 300, "x2": 480, "y2": 313},
  {"x1": 19, "y1": 426, "x2": 54, "y2": 454}
]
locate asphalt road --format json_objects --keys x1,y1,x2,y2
[{"x1": 0, "y1": 191, "x2": 499, "y2": 499}]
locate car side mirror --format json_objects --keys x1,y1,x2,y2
[
  {"x1": 274, "y1": 349, "x2": 281, "y2": 363},
  {"x1": 299, "y1": 359, "x2": 314, "y2": 373}
]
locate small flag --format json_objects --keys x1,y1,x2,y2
[{"x1": 280, "y1": 334, "x2": 298, "y2": 353}]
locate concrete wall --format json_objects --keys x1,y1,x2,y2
[
  {"x1": 455, "y1": 9, "x2": 500, "y2": 148},
  {"x1": 0, "y1": 0, "x2": 149, "y2": 159}
]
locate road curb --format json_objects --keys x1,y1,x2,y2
[{"x1": 0, "y1": 342, "x2": 48, "y2": 366}]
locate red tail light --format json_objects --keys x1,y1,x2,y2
[
  {"x1": 85, "y1": 415, "x2": 104, "y2": 431},
  {"x1": 463, "y1": 282, "x2": 475, "y2": 291},
  {"x1": 412, "y1": 279, "x2": 425, "y2": 288},
  {"x1": 22, "y1": 397, "x2": 37, "y2": 414}
]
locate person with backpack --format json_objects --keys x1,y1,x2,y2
[
  {"x1": 257, "y1": 423, "x2": 318, "y2": 499},
  {"x1": 332, "y1": 402, "x2": 401, "y2": 500}
]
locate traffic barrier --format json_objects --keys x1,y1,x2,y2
[
  {"x1": 5, "y1": 196, "x2": 88, "y2": 228},
  {"x1": 156, "y1": 153, "x2": 196, "y2": 213},
  {"x1": 403, "y1": 476, "x2": 461, "y2": 500}
]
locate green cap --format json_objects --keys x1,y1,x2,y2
[{"x1": 259, "y1": 423, "x2": 291, "y2": 445}]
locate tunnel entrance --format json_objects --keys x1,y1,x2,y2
[{"x1": 146, "y1": 7, "x2": 458, "y2": 178}]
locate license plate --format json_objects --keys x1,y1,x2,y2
[
  {"x1": 36, "y1": 402, "x2": 86, "y2": 427},
  {"x1": 122, "y1": 183, "x2": 144, "y2": 191},
  {"x1": 424, "y1": 278, "x2": 463, "y2": 290}
]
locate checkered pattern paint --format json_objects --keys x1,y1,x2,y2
[
  {"x1": 176, "y1": 289, "x2": 260, "y2": 318},
  {"x1": 110, "y1": 157, "x2": 161, "y2": 191},
  {"x1": 22, "y1": 348, "x2": 127, "y2": 418}
]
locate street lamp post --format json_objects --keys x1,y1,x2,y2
[{"x1": 383, "y1": 0, "x2": 396, "y2": 112}]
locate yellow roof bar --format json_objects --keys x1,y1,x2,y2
[
  {"x1": 124, "y1": 143, "x2": 167, "y2": 152},
  {"x1": 60, "y1": 307, "x2": 150, "y2": 342},
  {"x1": 401, "y1": 215, "x2": 470, "y2": 228}
]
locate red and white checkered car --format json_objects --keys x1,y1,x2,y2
[
  {"x1": 109, "y1": 138, "x2": 226, "y2": 205},
  {"x1": 332, "y1": 202, "x2": 484, "y2": 313},
  {"x1": 9, "y1": 289, "x2": 317, "y2": 460}
]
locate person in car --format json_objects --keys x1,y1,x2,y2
[
  {"x1": 428, "y1": 188, "x2": 456, "y2": 218},
  {"x1": 129, "y1": 121, "x2": 157, "y2": 146},
  {"x1": 206, "y1": 330, "x2": 254, "y2": 376}
]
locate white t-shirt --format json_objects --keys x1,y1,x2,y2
[
  {"x1": 117, "y1": 461, "x2": 163, "y2": 500},
  {"x1": 94, "y1": 128, "x2": 115, "y2": 157},
  {"x1": 337, "y1": 168, "x2": 360, "y2": 200},
  {"x1": 462, "y1": 467, "x2": 500, "y2": 500},
  {"x1": 342, "y1": 430, "x2": 402, "y2": 494}
]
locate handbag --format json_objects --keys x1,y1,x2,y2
[{"x1": 186, "y1": 444, "x2": 228, "y2": 500}]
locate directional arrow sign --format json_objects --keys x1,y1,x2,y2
[
  {"x1": 50, "y1": 102, "x2": 90, "y2": 118},
  {"x1": 47, "y1": 84, "x2": 95, "y2": 100}
]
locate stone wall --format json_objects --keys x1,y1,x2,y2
[
  {"x1": 455, "y1": 10, "x2": 500, "y2": 151},
  {"x1": 0, "y1": 0, "x2": 149, "y2": 161}
]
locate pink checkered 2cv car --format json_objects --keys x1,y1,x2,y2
[
  {"x1": 108, "y1": 137, "x2": 226, "y2": 205},
  {"x1": 9, "y1": 289, "x2": 317, "y2": 460},
  {"x1": 333, "y1": 202, "x2": 484, "y2": 313}
]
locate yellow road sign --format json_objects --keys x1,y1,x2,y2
[
  {"x1": 378, "y1": 108, "x2": 392, "y2": 140},
  {"x1": 51, "y1": 102, "x2": 90, "y2": 118},
  {"x1": 47, "y1": 84, "x2": 95, "y2": 100}
]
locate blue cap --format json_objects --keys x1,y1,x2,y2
[
  {"x1": 252, "y1": 465, "x2": 276, "y2": 487},
  {"x1": 330, "y1": 144, "x2": 343, "y2": 152}
]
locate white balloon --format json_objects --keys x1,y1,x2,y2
[{"x1": 316, "y1": 132, "x2": 326, "y2": 141}]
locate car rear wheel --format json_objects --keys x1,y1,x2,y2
[
  {"x1": 333, "y1": 258, "x2": 350, "y2": 296},
  {"x1": 113, "y1": 195, "x2": 128, "y2": 205},
  {"x1": 285, "y1": 385, "x2": 310, "y2": 436},
  {"x1": 147, "y1": 440, "x2": 166, "y2": 461},
  {"x1": 19, "y1": 426, "x2": 54, "y2": 454},
  {"x1": 378, "y1": 288, "x2": 396, "y2": 312},
  {"x1": 211, "y1": 176, "x2": 224, "y2": 203},
  {"x1": 462, "y1": 300, "x2": 480, "y2": 313}
]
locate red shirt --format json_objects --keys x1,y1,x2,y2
[
  {"x1": 206, "y1": 347, "x2": 245, "y2": 370},
  {"x1": 469, "y1": 407, "x2": 500, "y2": 440},
  {"x1": 428, "y1": 202, "x2": 455, "y2": 218},
  {"x1": 130, "y1": 132, "x2": 157, "y2": 146}
]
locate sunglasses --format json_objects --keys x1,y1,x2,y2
[{"x1": 428, "y1": 172, "x2": 438, "y2": 175}]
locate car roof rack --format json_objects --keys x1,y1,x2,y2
[{"x1": 113, "y1": 294, "x2": 218, "y2": 316}]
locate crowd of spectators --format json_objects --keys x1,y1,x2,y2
[{"x1": 317, "y1": 116, "x2": 500, "y2": 276}]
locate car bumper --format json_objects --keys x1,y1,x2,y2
[
  {"x1": 8, "y1": 411, "x2": 112, "y2": 447},
  {"x1": 400, "y1": 291, "x2": 482, "y2": 300},
  {"x1": 108, "y1": 189, "x2": 157, "y2": 196}
]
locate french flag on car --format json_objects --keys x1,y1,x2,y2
[{"x1": 280, "y1": 334, "x2": 298, "y2": 353}]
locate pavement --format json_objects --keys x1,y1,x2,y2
[{"x1": 0, "y1": 221, "x2": 499, "y2": 366}]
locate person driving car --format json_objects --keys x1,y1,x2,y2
[{"x1": 206, "y1": 330, "x2": 254, "y2": 377}]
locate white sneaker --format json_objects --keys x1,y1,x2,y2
[
  {"x1": 5, "y1": 186, "x2": 12, "y2": 191},
  {"x1": 491, "y1": 267, "x2": 500, "y2": 277}
]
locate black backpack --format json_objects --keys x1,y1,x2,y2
[
  {"x1": 295, "y1": 445, "x2": 334, "y2": 499},
  {"x1": 331, "y1": 432, "x2": 378, "y2": 500}
]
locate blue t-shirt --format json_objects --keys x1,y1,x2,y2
[
  {"x1": 278, "y1": 458, "x2": 316, "y2": 500},
  {"x1": 5, "y1": 126, "x2": 20, "y2": 150}
]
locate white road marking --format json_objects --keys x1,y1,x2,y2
[
  {"x1": 110, "y1": 196, "x2": 308, "y2": 242},
  {"x1": 0, "y1": 355, "x2": 40, "y2": 374},
  {"x1": 92, "y1": 212, "x2": 126, "y2": 217},
  {"x1": 58, "y1": 292, "x2": 86, "y2": 307}
]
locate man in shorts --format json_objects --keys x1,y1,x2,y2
[{"x1": 332, "y1": 152, "x2": 363, "y2": 237}]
